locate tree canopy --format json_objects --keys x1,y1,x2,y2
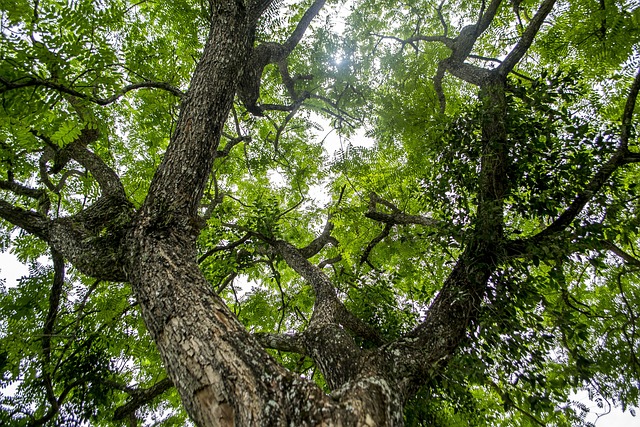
[{"x1": 1, "y1": 0, "x2": 640, "y2": 425}]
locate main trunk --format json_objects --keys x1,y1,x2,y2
[{"x1": 125, "y1": 230, "x2": 404, "y2": 426}]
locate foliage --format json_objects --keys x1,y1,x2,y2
[{"x1": 1, "y1": 0, "x2": 640, "y2": 425}]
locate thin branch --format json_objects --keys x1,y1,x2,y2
[
  {"x1": 113, "y1": 378, "x2": 174, "y2": 421},
  {"x1": 0, "y1": 77, "x2": 184, "y2": 105},
  {"x1": 41, "y1": 249, "x2": 65, "y2": 410},
  {"x1": 507, "y1": 68, "x2": 640, "y2": 258},
  {"x1": 360, "y1": 223, "x2": 391, "y2": 266},
  {"x1": 318, "y1": 255, "x2": 342, "y2": 269},
  {"x1": 601, "y1": 241, "x2": 640, "y2": 267},
  {"x1": 198, "y1": 234, "x2": 251, "y2": 264},
  {"x1": 216, "y1": 134, "x2": 251, "y2": 158}
]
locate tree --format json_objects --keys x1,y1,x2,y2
[{"x1": 1, "y1": 0, "x2": 640, "y2": 425}]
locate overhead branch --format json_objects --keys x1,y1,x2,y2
[
  {"x1": 63, "y1": 134, "x2": 128, "y2": 200},
  {"x1": 370, "y1": 33, "x2": 455, "y2": 52},
  {"x1": 112, "y1": 378, "x2": 174, "y2": 421},
  {"x1": 0, "y1": 201, "x2": 49, "y2": 239},
  {"x1": 299, "y1": 218, "x2": 338, "y2": 258},
  {"x1": 41, "y1": 249, "x2": 65, "y2": 411},
  {"x1": 365, "y1": 193, "x2": 441, "y2": 227},
  {"x1": 237, "y1": 0, "x2": 326, "y2": 114},
  {"x1": 360, "y1": 223, "x2": 391, "y2": 267},
  {"x1": 0, "y1": 77, "x2": 184, "y2": 105},
  {"x1": 426, "y1": 0, "x2": 503, "y2": 110},
  {"x1": 197, "y1": 234, "x2": 252, "y2": 264},
  {"x1": 0, "y1": 179, "x2": 51, "y2": 213},
  {"x1": 216, "y1": 134, "x2": 251, "y2": 158},
  {"x1": 0, "y1": 179, "x2": 46, "y2": 200},
  {"x1": 507, "y1": 68, "x2": 640, "y2": 257},
  {"x1": 282, "y1": 0, "x2": 326, "y2": 53},
  {"x1": 272, "y1": 239, "x2": 382, "y2": 345},
  {"x1": 318, "y1": 255, "x2": 342, "y2": 269},
  {"x1": 622, "y1": 67, "x2": 640, "y2": 148},
  {"x1": 253, "y1": 332, "x2": 307, "y2": 354},
  {"x1": 601, "y1": 241, "x2": 640, "y2": 267},
  {"x1": 497, "y1": 0, "x2": 557, "y2": 76}
]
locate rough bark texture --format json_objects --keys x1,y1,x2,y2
[{"x1": 5, "y1": 0, "x2": 640, "y2": 425}]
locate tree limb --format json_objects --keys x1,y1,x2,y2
[
  {"x1": 0, "y1": 201, "x2": 50, "y2": 239},
  {"x1": 253, "y1": 332, "x2": 307, "y2": 354},
  {"x1": 299, "y1": 218, "x2": 338, "y2": 258},
  {"x1": 112, "y1": 378, "x2": 174, "y2": 421},
  {"x1": 497, "y1": 0, "x2": 557, "y2": 76},
  {"x1": 237, "y1": 0, "x2": 326, "y2": 114},
  {"x1": 601, "y1": 241, "x2": 640, "y2": 267},
  {"x1": 507, "y1": 69, "x2": 640, "y2": 259},
  {"x1": 0, "y1": 76, "x2": 184, "y2": 105}
]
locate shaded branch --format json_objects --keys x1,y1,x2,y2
[
  {"x1": 497, "y1": 0, "x2": 557, "y2": 76},
  {"x1": 198, "y1": 234, "x2": 252, "y2": 263},
  {"x1": 253, "y1": 332, "x2": 307, "y2": 354},
  {"x1": 365, "y1": 193, "x2": 441, "y2": 229},
  {"x1": 507, "y1": 68, "x2": 640, "y2": 258},
  {"x1": 41, "y1": 249, "x2": 65, "y2": 410},
  {"x1": 360, "y1": 223, "x2": 391, "y2": 267},
  {"x1": 601, "y1": 241, "x2": 640, "y2": 267},
  {"x1": 622, "y1": 67, "x2": 640, "y2": 148},
  {"x1": 299, "y1": 218, "x2": 338, "y2": 258},
  {"x1": 63, "y1": 133, "x2": 128, "y2": 199},
  {"x1": 0, "y1": 201, "x2": 50, "y2": 239},
  {"x1": 318, "y1": 255, "x2": 342, "y2": 269},
  {"x1": 0, "y1": 76, "x2": 184, "y2": 105},
  {"x1": 112, "y1": 378, "x2": 174, "y2": 421},
  {"x1": 237, "y1": 0, "x2": 325, "y2": 114},
  {"x1": 216, "y1": 134, "x2": 251, "y2": 158}
]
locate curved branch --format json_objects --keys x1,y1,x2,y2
[
  {"x1": 272, "y1": 239, "x2": 382, "y2": 345},
  {"x1": 0, "y1": 77, "x2": 184, "y2": 105},
  {"x1": 237, "y1": 0, "x2": 326, "y2": 114},
  {"x1": 113, "y1": 378, "x2": 174, "y2": 421},
  {"x1": 299, "y1": 217, "x2": 338, "y2": 258},
  {"x1": 507, "y1": 68, "x2": 640, "y2": 258},
  {"x1": 360, "y1": 222, "x2": 391, "y2": 267}
]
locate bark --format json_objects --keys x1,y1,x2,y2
[{"x1": 9, "y1": 1, "x2": 640, "y2": 426}]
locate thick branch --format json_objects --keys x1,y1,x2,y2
[
  {"x1": 141, "y1": 6, "x2": 254, "y2": 228},
  {"x1": 63, "y1": 134, "x2": 127, "y2": 199},
  {"x1": 299, "y1": 218, "x2": 338, "y2": 258},
  {"x1": 0, "y1": 201, "x2": 49, "y2": 239},
  {"x1": 622, "y1": 67, "x2": 640, "y2": 147},
  {"x1": 272, "y1": 239, "x2": 382, "y2": 346},
  {"x1": 282, "y1": 0, "x2": 326, "y2": 54},
  {"x1": 237, "y1": 0, "x2": 325, "y2": 114},
  {"x1": 497, "y1": 0, "x2": 557, "y2": 76},
  {"x1": 253, "y1": 332, "x2": 307, "y2": 354}
]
